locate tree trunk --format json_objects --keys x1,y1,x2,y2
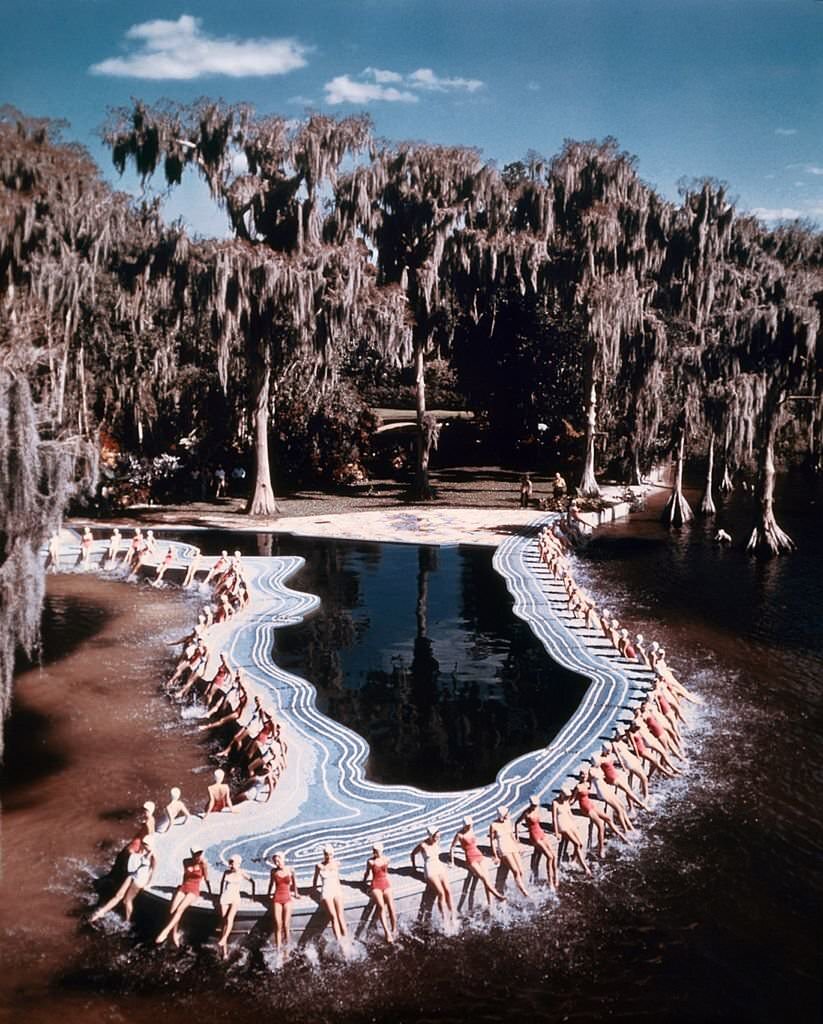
[
  {"x1": 412, "y1": 343, "x2": 433, "y2": 500},
  {"x1": 661, "y1": 430, "x2": 693, "y2": 527},
  {"x1": 246, "y1": 352, "x2": 279, "y2": 517},
  {"x1": 579, "y1": 343, "x2": 600, "y2": 497},
  {"x1": 699, "y1": 431, "x2": 716, "y2": 515},
  {"x1": 719, "y1": 458, "x2": 733, "y2": 493},
  {"x1": 746, "y1": 407, "x2": 794, "y2": 556}
]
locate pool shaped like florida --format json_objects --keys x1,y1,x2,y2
[{"x1": 167, "y1": 532, "x2": 588, "y2": 792}]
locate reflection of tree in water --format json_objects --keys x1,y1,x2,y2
[{"x1": 276, "y1": 541, "x2": 585, "y2": 792}]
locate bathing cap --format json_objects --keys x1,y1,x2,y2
[
  {"x1": 229, "y1": 854, "x2": 242, "y2": 866},
  {"x1": 620, "y1": 628, "x2": 628, "y2": 638},
  {"x1": 426, "y1": 825, "x2": 440, "y2": 838},
  {"x1": 636, "y1": 634, "x2": 644, "y2": 644},
  {"x1": 560, "y1": 783, "x2": 573, "y2": 797},
  {"x1": 611, "y1": 619, "x2": 619, "y2": 629},
  {"x1": 142, "y1": 835, "x2": 154, "y2": 850},
  {"x1": 274, "y1": 851, "x2": 286, "y2": 862},
  {"x1": 190, "y1": 848, "x2": 203, "y2": 857},
  {"x1": 372, "y1": 841, "x2": 384, "y2": 854},
  {"x1": 497, "y1": 805, "x2": 509, "y2": 818},
  {"x1": 143, "y1": 801, "x2": 155, "y2": 813},
  {"x1": 463, "y1": 815, "x2": 473, "y2": 827},
  {"x1": 234, "y1": 550, "x2": 241, "y2": 558},
  {"x1": 170, "y1": 787, "x2": 181, "y2": 800},
  {"x1": 323, "y1": 845, "x2": 334, "y2": 856},
  {"x1": 214, "y1": 768, "x2": 225, "y2": 782},
  {"x1": 528, "y1": 794, "x2": 540, "y2": 806}
]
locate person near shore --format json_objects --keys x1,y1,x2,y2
[
  {"x1": 204, "y1": 768, "x2": 234, "y2": 815},
  {"x1": 587, "y1": 764, "x2": 635, "y2": 833},
  {"x1": 46, "y1": 531, "x2": 62, "y2": 573},
  {"x1": 199, "y1": 671, "x2": 248, "y2": 732},
  {"x1": 448, "y1": 817, "x2": 506, "y2": 906},
  {"x1": 159, "y1": 786, "x2": 191, "y2": 831},
  {"x1": 182, "y1": 546, "x2": 203, "y2": 588},
  {"x1": 489, "y1": 806, "x2": 530, "y2": 898},
  {"x1": 122, "y1": 528, "x2": 143, "y2": 570},
  {"x1": 363, "y1": 842, "x2": 398, "y2": 943},
  {"x1": 611, "y1": 735, "x2": 651, "y2": 798},
  {"x1": 90, "y1": 835, "x2": 157, "y2": 924},
  {"x1": 551, "y1": 785, "x2": 592, "y2": 876},
  {"x1": 514, "y1": 796, "x2": 558, "y2": 889},
  {"x1": 595, "y1": 747, "x2": 649, "y2": 811},
  {"x1": 312, "y1": 845, "x2": 348, "y2": 947},
  {"x1": 78, "y1": 527, "x2": 94, "y2": 570},
  {"x1": 152, "y1": 546, "x2": 175, "y2": 586},
  {"x1": 204, "y1": 551, "x2": 229, "y2": 585},
  {"x1": 519, "y1": 473, "x2": 533, "y2": 508},
  {"x1": 217, "y1": 854, "x2": 255, "y2": 958},
  {"x1": 411, "y1": 826, "x2": 456, "y2": 927},
  {"x1": 156, "y1": 849, "x2": 211, "y2": 947},
  {"x1": 553, "y1": 472, "x2": 567, "y2": 501},
  {"x1": 104, "y1": 528, "x2": 121, "y2": 569},
  {"x1": 268, "y1": 852, "x2": 299, "y2": 958}
]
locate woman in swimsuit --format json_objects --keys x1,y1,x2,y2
[
  {"x1": 630, "y1": 716, "x2": 680, "y2": 777},
  {"x1": 199, "y1": 673, "x2": 248, "y2": 732},
  {"x1": 156, "y1": 849, "x2": 211, "y2": 947},
  {"x1": 514, "y1": 796, "x2": 558, "y2": 889},
  {"x1": 448, "y1": 816, "x2": 505, "y2": 906},
  {"x1": 104, "y1": 528, "x2": 121, "y2": 569},
  {"x1": 152, "y1": 546, "x2": 175, "y2": 587},
  {"x1": 611, "y1": 734, "x2": 651, "y2": 798},
  {"x1": 182, "y1": 546, "x2": 203, "y2": 588},
  {"x1": 204, "y1": 768, "x2": 234, "y2": 815},
  {"x1": 489, "y1": 806, "x2": 530, "y2": 898},
  {"x1": 312, "y1": 845, "x2": 348, "y2": 945},
  {"x1": 159, "y1": 786, "x2": 191, "y2": 831},
  {"x1": 217, "y1": 854, "x2": 255, "y2": 958},
  {"x1": 138, "y1": 801, "x2": 156, "y2": 838},
  {"x1": 411, "y1": 826, "x2": 456, "y2": 927},
  {"x1": 573, "y1": 772, "x2": 630, "y2": 857},
  {"x1": 46, "y1": 531, "x2": 62, "y2": 573},
  {"x1": 90, "y1": 835, "x2": 157, "y2": 924},
  {"x1": 78, "y1": 527, "x2": 94, "y2": 570},
  {"x1": 268, "y1": 852, "x2": 299, "y2": 957},
  {"x1": 551, "y1": 786, "x2": 592, "y2": 876},
  {"x1": 595, "y1": 747, "x2": 649, "y2": 811},
  {"x1": 204, "y1": 551, "x2": 229, "y2": 585},
  {"x1": 363, "y1": 842, "x2": 398, "y2": 943},
  {"x1": 587, "y1": 764, "x2": 635, "y2": 833}
]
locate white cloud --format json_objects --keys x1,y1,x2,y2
[
  {"x1": 527, "y1": 81, "x2": 541, "y2": 92},
  {"x1": 774, "y1": 128, "x2": 798, "y2": 136},
  {"x1": 325, "y1": 74, "x2": 418, "y2": 105},
  {"x1": 364, "y1": 67, "x2": 404, "y2": 84},
  {"x1": 804, "y1": 165, "x2": 823, "y2": 176},
  {"x1": 90, "y1": 14, "x2": 308, "y2": 80},
  {"x1": 407, "y1": 67, "x2": 483, "y2": 93},
  {"x1": 751, "y1": 206, "x2": 803, "y2": 222},
  {"x1": 325, "y1": 65, "x2": 484, "y2": 105}
]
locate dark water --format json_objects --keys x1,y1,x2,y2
[{"x1": 3, "y1": 482, "x2": 823, "y2": 1023}]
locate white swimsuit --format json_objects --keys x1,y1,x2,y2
[
  {"x1": 422, "y1": 841, "x2": 444, "y2": 881},
  {"x1": 318, "y1": 862, "x2": 342, "y2": 900}
]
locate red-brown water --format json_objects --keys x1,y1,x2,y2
[{"x1": 2, "y1": 481, "x2": 822, "y2": 1024}]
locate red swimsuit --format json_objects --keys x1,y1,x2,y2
[
  {"x1": 272, "y1": 870, "x2": 293, "y2": 904},
  {"x1": 577, "y1": 789, "x2": 594, "y2": 815},
  {"x1": 602, "y1": 760, "x2": 619, "y2": 785},
  {"x1": 370, "y1": 861, "x2": 391, "y2": 891},
  {"x1": 180, "y1": 860, "x2": 205, "y2": 895},
  {"x1": 527, "y1": 816, "x2": 547, "y2": 843},
  {"x1": 458, "y1": 833, "x2": 484, "y2": 865}
]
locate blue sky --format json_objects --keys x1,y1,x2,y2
[{"x1": 1, "y1": 0, "x2": 821, "y2": 235}]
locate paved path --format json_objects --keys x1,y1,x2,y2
[{"x1": 55, "y1": 519, "x2": 653, "y2": 939}]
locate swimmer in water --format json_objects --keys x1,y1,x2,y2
[
  {"x1": 411, "y1": 826, "x2": 456, "y2": 927},
  {"x1": 217, "y1": 854, "x2": 255, "y2": 958},
  {"x1": 489, "y1": 806, "x2": 530, "y2": 898},
  {"x1": 268, "y1": 852, "x2": 299, "y2": 958},
  {"x1": 182, "y1": 546, "x2": 203, "y2": 588},
  {"x1": 313, "y1": 845, "x2": 348, "y2": 946},
  {"x1": 514, "y1": 796, "x2": 558, "y2": 889},
  {"x1": 448, "y1": 817, "x2": 506, "y2": 906},
  {"x1": 363, "y1": 842, "x2": 398, "y2": 943},
  {"x1": 156, "y1": 849, "x2": 211, "y2": 947}
]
